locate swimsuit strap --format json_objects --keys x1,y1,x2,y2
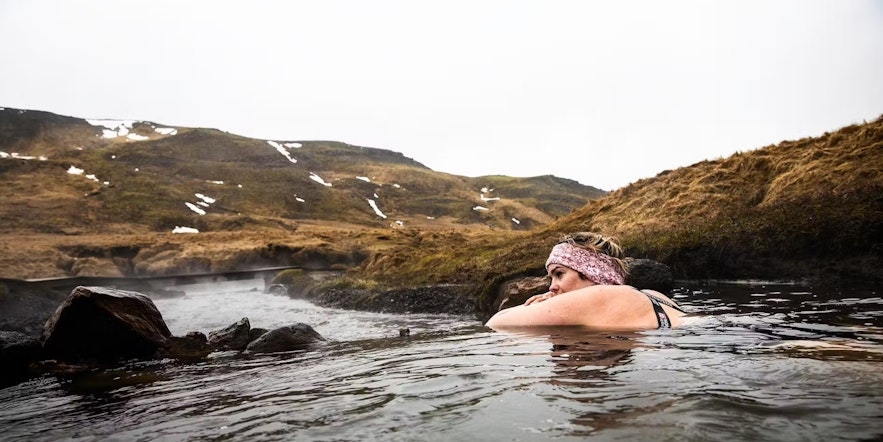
[
  {"x1": 640, "y1": 290, "x2": 686, "y2": 313},
  {"x1": 638, "y1": 289, "x2": 685, "y2": 329},
  {"x1": 646, "y1": 294, "x2": 672, "y2": 328}
]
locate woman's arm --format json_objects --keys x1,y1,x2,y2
[{"x1": 485, "y1": 285, "x2": 656, "y2": 329}]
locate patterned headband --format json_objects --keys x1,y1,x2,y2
[{"x1": 545, "y1": 242, "x2": 625, "y2": 285}]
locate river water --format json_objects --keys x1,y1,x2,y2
[{"x1": 1, "y1": 278, "x2": 882, "y2": 441}]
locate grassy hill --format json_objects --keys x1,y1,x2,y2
[
  {"x1": 0, "y1": 107, "x2": 604, "y2": 279},
  {"x1": 354, "y1": 116, "x2": 883, "y2": 314}
]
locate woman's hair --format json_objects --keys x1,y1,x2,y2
[{"x1": 558, "y1": 232, "x2": 629, "y2": 278}]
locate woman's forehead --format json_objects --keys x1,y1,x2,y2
[{"x1": 547, "y1": 263, "x2": 572, "y2": 273}]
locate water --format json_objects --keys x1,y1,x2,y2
[{"x1": 2, "y1": 279, "x2": 882, "y2": 441}]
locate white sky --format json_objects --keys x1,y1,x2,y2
[{"x1": 1, "y1": 0, "x2": 881, "y2": 191}]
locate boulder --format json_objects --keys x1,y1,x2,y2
[
  {"x1": 625, "y1": 258, "x2": 674, "y2": 291},
  {"x1": 208, "y1": 317, "x2": 253, "y2": 351},
  {"x1": 245, "y1": 323, "x2": 326, "y2": 354},
  {"x1": 40, "y1": 286, "x2": 172, "y2": 363}
]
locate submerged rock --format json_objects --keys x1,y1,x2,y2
[
  {"x1": 246, "y1": 323, "x2": 326, "y2": 354},
  {"x1": 40, "y1": 286, "x2": 172, "y2": 363}
]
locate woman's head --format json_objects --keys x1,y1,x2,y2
[{"x1": 545, "y1": 232, "x2": 628, "y2": 290}]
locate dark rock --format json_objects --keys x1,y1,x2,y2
[
  {"x1": 0, "y1": 285, "x2": 68, "y2": 338},
  {"x1": 207, "y1": 317, "x2": 252, "y2": 351},
  {"x1": 314, "y1": 284, "x2": 473, "y2": 314},
  {"x1": 494, "y1": 276, "x2": 548, "y2": 311},
  {"x1": 162, "y1": 331, "x2": 212, "y2": 360},
  {"x1": 245, "y1": 323, "x2": 326, "y2": 354},
  {"x1": 249, "y1": 327, "x2": 269, "y2": 342},
  {"x1": 40, "y1": 286, "x2": 172, "y2": 363},
  {"x1": 0, "y1": 330, "x2": 41, "y2": 386},
  {"x1": 625, "y1": 258, "x2": 674, "y2": 291}
]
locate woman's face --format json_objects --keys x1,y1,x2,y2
[{"x1": 547, "y1": 264, "x2": 594, "y2": 295}]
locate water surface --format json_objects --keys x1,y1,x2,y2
[{"x1": 2, "y1": 278, "x2": 881, "y2": 441}]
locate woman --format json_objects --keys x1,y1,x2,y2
[{"x1": 485, "y1": 232, "x2": 686, "y2": 330}]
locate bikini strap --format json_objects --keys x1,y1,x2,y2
[
  {"x1": 639, "y1": 290, "x2": 686, "y2": 313},
  {"x1": 646, "y1": 295, "x2": 671, "y2": 328}
]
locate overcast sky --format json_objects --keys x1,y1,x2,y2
[{"x1": 2, "y1": 1, "x2": 881, "y2": 190}]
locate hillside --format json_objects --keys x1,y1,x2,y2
[
  {"x1": 355, "y1": 116, "x2": 883, "y2": 314},
  {"x1": 0, "y1": 107, "x2": 604, "y2": 279}
]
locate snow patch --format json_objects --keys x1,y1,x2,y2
[
  {"x1": 185, "y1": 202, "x2": 206, "y2": 215},
  {"x1": 195, "y1": 193, "x2": 216, "y2": 204},
  {"x1": 173, "y1": 226, "x2": 199, "y2": 234},
  {"x1": 368, "y1": 199, "x2": 387, "y2": 219},
  {"x1": 127, "y1": 133, "x2": 149, "y2": 141},
  {"x1": 309, "y1": 172, "x2": 332, "y2": 187},
  {"x1": 268, "y1": 140, "x2": 298, "y2": 164},
  {"x1": 87, "y1": 119, "x2": 136, "y2": 138},
  {"x1": 155, "y1": 127, "x2": 178, "y2": 136},
  {"x1": 473, "y1": 206, "x2": 489, "y2": 212}
]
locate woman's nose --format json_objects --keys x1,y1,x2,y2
[{"x1": 549, "y1": 282, "x2": 559, "y2": 294}]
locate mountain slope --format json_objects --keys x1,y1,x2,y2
[
  {"x1": 356, "y1": 115, "x2": 883, "y2": 311},
  {"x1": 0, "y1": 107, "x2": 604, "y2": 234},
  {"x1": 0, "y1": 107, "x2": 604, "y2": 279}
]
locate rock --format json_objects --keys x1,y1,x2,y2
[
  {"x1": 0, "y1": 330, "x2": 41, "y2": 387},
  {"x1": 249, "y1": 327, "x2": 269, "y2": 342},
  {"x1": 207, "y1": 317, "x2": 253, "y2": 351},
  {"x1": 314, "y1": 284, "x2": 473, "y2": 314},
  {"x1": 0, "y1": 285, "x2": 69, "y2": 338},
  {"x1": 245, "y1": 323, "x2": 326, "y2": 354},
  {"x1": 625, "y1": 258, "x2": 674, "y2": 291},
  {"x1": 40, "y1": 286, "x2": 172, "y2": 363},
  {"x1": 162, "y1": 331, "x2": 212, "y2": 360},
  {"x1": 268, "y1": 269, "x2": 316, "y2": 298},
  {"x1": 494, "y1": 276, "x2": 549, "y2": 311}
]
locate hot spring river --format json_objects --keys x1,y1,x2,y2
[{"x1": 2, "y1": 278, "x2": 882, "y2": 441}]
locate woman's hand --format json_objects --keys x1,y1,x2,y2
[{"x1": 524, "y1": 292, "x2": 555, "y2": 305}]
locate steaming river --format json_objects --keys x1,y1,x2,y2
[{"x1": 2, "y1": 278, "x2": 882, "y2": 441}]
